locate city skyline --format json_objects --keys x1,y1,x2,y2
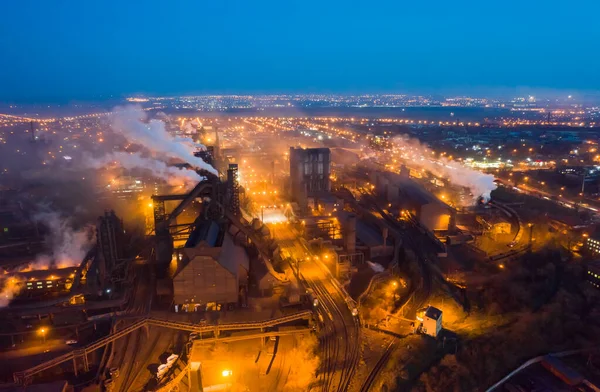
[{"x1": 2, "y1": 0, "x2": 600, "y2": 102}]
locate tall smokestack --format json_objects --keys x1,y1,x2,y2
[{"x1": 344, "y1": 214, "x2": 356, "y2": 253}]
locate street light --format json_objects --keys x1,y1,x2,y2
[
  {"x1": 222, "y1": 369, "x2": 232, "y2": 377},
  {"x1": 527, "y1": 223, "x2": 534, "y2": 247},
  {"x1": 38, "y1": 327, "x2": 47, "y2": 344}
]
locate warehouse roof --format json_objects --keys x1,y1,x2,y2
[
  {"x1": 218, "y1": 233, "x2": 249, "y2": 275},
  {"x1": 396, "y1": 175, "x2": 445, "y2": 207},
  {"x1": 178, "y1": 221, "x2": 248, "y2": 277}
]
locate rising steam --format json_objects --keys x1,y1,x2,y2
[
  {"x1": 29, "y1": 210, "x2": 95, "y2": 270},
  {"x1": 0, "y1": 276, "x2": 22, "y2": 308},
  {"x1": 110, "y1": 105, "x2": 217, "y2": 175},
  {"x1": 392, "y1": 135, "x2": 497, "y2": 202},
  {"x1": 84, "y1": 152, "x2": 204, "y2": 190}
]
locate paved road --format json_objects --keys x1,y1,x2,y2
[{"x1": 497, "y1": 178, "x2": 600, "y2": 216}]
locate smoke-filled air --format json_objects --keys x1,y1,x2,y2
[
  {"x1": 84, "y1": 152, "x2": 205, "y2": 190},
  {"x1": 0, "y1": 209, "x2": 94, "y2": 307},
  {"x1": 0, "y1": 276, "x2": 22, "y2": 308},
  {"x1": 29, "y1": 210, "x2": 96, "y2": 270},
  {"x1": 110, "y1": 105, "x2": 217, "y2": 176},
  {"x1": 391, "y1": 135, "x2": 497, "y2": 202}
]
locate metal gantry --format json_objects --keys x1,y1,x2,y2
[{"x1": 13, "y1": 311, "x2": 313, "y2": 385}]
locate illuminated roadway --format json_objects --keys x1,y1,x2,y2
[{"x1": 496, "y1": 178, "x2": 600, "y2": 215}]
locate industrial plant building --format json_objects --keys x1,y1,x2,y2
[
  {"x1": 0, "y1": 208, "x2": 132, "y2": 314},
  {"x1": 18, "y1": 267, "x2": 78, "y2": 295},
  {"x1": 372, "y1": 171, "x2": 455, "y2": 232},
  {"x1": 417, "y1": 306, "x2": 443, "y2": 338},
  {"x1": 338, "y1": 211, "x2": 392, "y2": 260},
  {"x1": 586, "y1": 261, "x2": 600, "y2": 289},
  {"x1": 584, "y1": 235, "x2": 600, "y2": 257},
  {"x1": 172, "y1": 219, "x2": 249, "y2": 311},
  {"x1": 289, "y1": 147, "x2": 331, "y2": 208}
]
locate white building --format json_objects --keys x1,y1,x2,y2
[{"x1": 417, "y1": 306, "x2": 443, "y2": 338}]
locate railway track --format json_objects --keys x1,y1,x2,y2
[
  {"x1": 122, "y1": 331, "x2": 162, "y2": 392},
  {"x1": 275, "y1": 221, "x2": 360, "y2": 392},
  {"x1": 306, "y1": 274, "x2": 360, "y2": 392},
  {"x1": 359, "y1": 338, "x2": 398, "y2": 392},
  {"x1": 307, "y1": 278, "x2": 339, "y2": 391},
  {"x1": 270, "y1": 336, "x2": 291, "y2": 392},
  {"x1": 117, "y1": 329, "x2": 143, "y2": 392}
]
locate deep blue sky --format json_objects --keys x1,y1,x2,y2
[{"x1": 1, "y1": 0, "x2": 599, "y2": 102}]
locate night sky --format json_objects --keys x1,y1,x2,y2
[{"x1": 1, "y1": 0, "x2": 599, "y2": 101}]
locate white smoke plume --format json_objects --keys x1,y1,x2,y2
[
  {"x1": 392, "y1": 135, "x2": 497, "y2": 202},
  {"x1": 110, "y1": 105, "x2": 217, "y2": 175},
  {"x1": 29, "y1": 210, "x2": 95, "y2": 270},
  {"x1": 85, "y1": 152, "x2": 203, "y2": 190},
  {"x1": 367, "y1": 261, "x2": 385, "y2": 273},
  {"x1": 181, "y1": 118, "x2": 204, "y2": 137},
  {"x1": 0, "y1": 275, "x2": 22, "y2": 308},
  {"x1": 174, "y1": 136, "x2": 206, "y2": 151}
]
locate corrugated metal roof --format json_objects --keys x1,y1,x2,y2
[
  {"x1": 383, "y1": 171, "x2": 450, "y2": 208},
  {"x1": 397, "y1": 176, "x2": 443, "y2": 206},
  {"x1": 178, "y1": 225, "x2": 249, "y2": 279},
  {"x1": 218, "y1": 233, "x2": 249, "y2": 275}
]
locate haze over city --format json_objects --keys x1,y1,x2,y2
[
  {"x1": 1, "y1": 2, "x2": 600, "y2": 392},
  {"x1": 2, "y1": 0, "x2": 600, "y2": 102}
]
